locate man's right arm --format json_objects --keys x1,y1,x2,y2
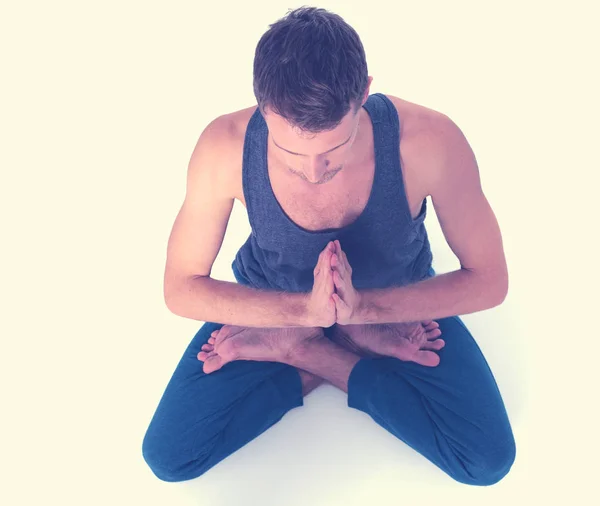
[
  {"x1": 166, "y1": 275, "x2": 310, "y2": 328},
  {"x1": 162, "y1": 115, "x2": 310, "y2": 328}
]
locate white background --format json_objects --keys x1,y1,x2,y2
[{"x1": 1, "y1": 1, "x2": 599, "y2": 504}]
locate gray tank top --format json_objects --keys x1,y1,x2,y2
[{"x1": 232, "y1": 93, "x2": 433, "y2": 293}]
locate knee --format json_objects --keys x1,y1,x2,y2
[
  {"x1": 142, "y1": 429, "x2": 210, "y2": 483},
  {"x1": 451, "y1": 437, "x2": 517, "y2": 486}
]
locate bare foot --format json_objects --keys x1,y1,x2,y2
[
  {"x1": 329, "y1": 320, "x2": 445, "y2": 367},
  {"x1": 197, "y1": 325, "x2": 325, "y2": 374}
]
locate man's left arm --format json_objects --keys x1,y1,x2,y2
[{"x1": 356, "y1": 114, "x2": 509, "y2": 324}]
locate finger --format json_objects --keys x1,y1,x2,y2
[
  {"x1": 332, "y1": 293, "x2": 340, "y2": 313},
  {"x1": 315, "y1": 243, "x2": 330, "y2": 275},
  {"x1": 333, "y1": 293, "x2": 348, "y2": 310},
  {"x1": 336, "y1": 242, "x2": 351, "y2": 271},
  {"x1": 331, "y1": 252, "x2": 347, "y2": 277},
  {"x1": 426, "y1": 328, "x2": 442, "y2": 340},
  {"x1": 333, "y1": 269, "x2": 347, "y2": 301},
  {"x1": 325, "y1": 258, "x2": 335, "y2": 293},
  {"x1": 335, "y1": 240, "x2": 345, "y2": 260},
  {"x1": 329, "y1": 294, "x2": 336, "y2": 315},
  {"x1": 421, "y1": 338, "x2": 445, "y2": 351},
  {"x1": 321, "y1": 248, "x2": 334, "y2": 292},
  {"x1": 323, "y1": 246, "x2": 335, "y2": 272},
  {"x1": 315, "y1": 246, "x2": 330, "y2": 277},
  {"x1": 331, "y1": 241, "x2": 344, "y2": 269},
  {"x1": 319, "y1": 242, "x2": 330, "y2": 267},
  {"x1": 333, "y1": 269, "x2": 346, "y2": 290},
  {"x1": 412, "y1": 350, "x2": 441, "y2": 367}
]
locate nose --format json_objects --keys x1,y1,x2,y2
[{"x1": 305, "y1": 159, "x2": 330, "y2": 183}]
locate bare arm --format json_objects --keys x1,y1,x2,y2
[
  {"x1": 163, "y1": 115, "x2": 310, "y2": 328},
  {"x1": 168, "y1": 275, "x2": 309, "y2": 328},
  {"x1": 357, "y1": 114, "x2": 509, "y2": 324}
]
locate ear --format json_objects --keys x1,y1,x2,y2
[{"x1": 362, "y1": 76, "x2": 374, "y2": 103}]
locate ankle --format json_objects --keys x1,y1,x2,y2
[
  {"x1": 297, "y1": 368, "x2": 325, "y2": 395},
  {"x1": 285, "y1": 332, "x2": 327, "y2": 365}
]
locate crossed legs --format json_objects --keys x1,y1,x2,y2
[{"x1": 142, "y1": 316, "x2": 515, "y2": 485}]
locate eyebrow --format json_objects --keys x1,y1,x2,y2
[{"x1": 272, "y1": 133, "x2": 353, "y2": 156}]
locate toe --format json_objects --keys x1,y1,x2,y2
[
  {"x1": 201, "y1": 343, "x2": 214, "y2": 352},
  {"x1": 426, "y1": 328, "x2": 442, "y2": 339},
  {"x1": 423, "y1": 338, "x2": 445, "y2": 351},
  {"x1": 414, "y1": 350, "x2": 441, "y2": 367},
  {"x1": 208, "y1": 337, "x2": 216, "y2": 345},
  {"x1": 198, "y1": 350, "x2": 216, "y2": 362},
  {"x1": 203, "y1": 354, "x2": 223, "y2": 374}
]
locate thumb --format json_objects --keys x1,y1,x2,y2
[{"x1": 333, "y1": 293, "x2": 347, "y2": 309}]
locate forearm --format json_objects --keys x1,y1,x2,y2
[
  {"x1": 165, "y1": 275, "x2": 309, "y2": 328},
  {"x1": 357, "y1": 267, "x2": 508, "y2": 324}
]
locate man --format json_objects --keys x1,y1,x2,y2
[{"x1": 142, "y1": 6, "x2": 516, "y2": 487}]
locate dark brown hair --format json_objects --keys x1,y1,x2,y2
[{"x1": 253, "y1": 6, "x2": 369, "y2": 136}]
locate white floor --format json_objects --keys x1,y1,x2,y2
[{"x1": 3, "y1": 2, "x2": 599, "y2": 505}]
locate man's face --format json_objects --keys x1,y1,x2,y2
[{"x1": 264, "y1": 107, "x2": 362, "y2": 186}]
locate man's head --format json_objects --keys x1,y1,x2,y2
[{"x1": 253, "y1": 7, "x2": 372, "y2": 184}]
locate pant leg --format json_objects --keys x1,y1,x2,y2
[
  {"x1": 346, "y1": 315, "x2": 516, "y2": 486},
  {"x1": 142, "y1": 262, "x2": 305, "y2": 482}
]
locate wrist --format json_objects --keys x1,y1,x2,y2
[
  {"x1": 354, "y1": 289, "x2": 378, "y2": 325},
  {"x1": 284, "y1": 291, "x2": 312, "y2": 327},
  {"x1": 353, "y1": 290, "x2": 368, "y2": 324}
]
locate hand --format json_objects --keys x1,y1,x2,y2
[
  {"x1": 305, "y1": 241, "x2": 337, "y2": 327},
  {"x1": 330, "y1": 239, "x2": 362, "y2": 325}
]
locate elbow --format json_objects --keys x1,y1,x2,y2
[
  {"x1": 163, "y1": 281, "x2": 182, "y2": 316},
  {"x1": 471, "y1": 266, "x2": 508, "y2": 310},
  {"x1": 489, "y1": 271, "x2": 509, "y2": 308},
  {"x1": 491, "y1": 286, "x2": 508, "y2": 308},
  {"x1": 164, "y1": 292, "x2": 179, "y2": 316}
]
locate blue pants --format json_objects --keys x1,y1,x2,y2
[{"x1": 142, "y1": 264, "x2": 516, "y2": 485}]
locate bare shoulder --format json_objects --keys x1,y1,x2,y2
[
  {"x1": 217, "y1": 106, "x2": 262, "y2": 201},
  {"x1": 386, "y1": 94, "x2": 469, "y2": 165},
  {"x1": 385, "y1": 94, "x2": 448, "y2": 138},
  {"x1": 384, "y1": 94, "x2": 456, "y2": 195},
  {"x1": 194, "y1": 107, "x2": 256, "y2": 201}
]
